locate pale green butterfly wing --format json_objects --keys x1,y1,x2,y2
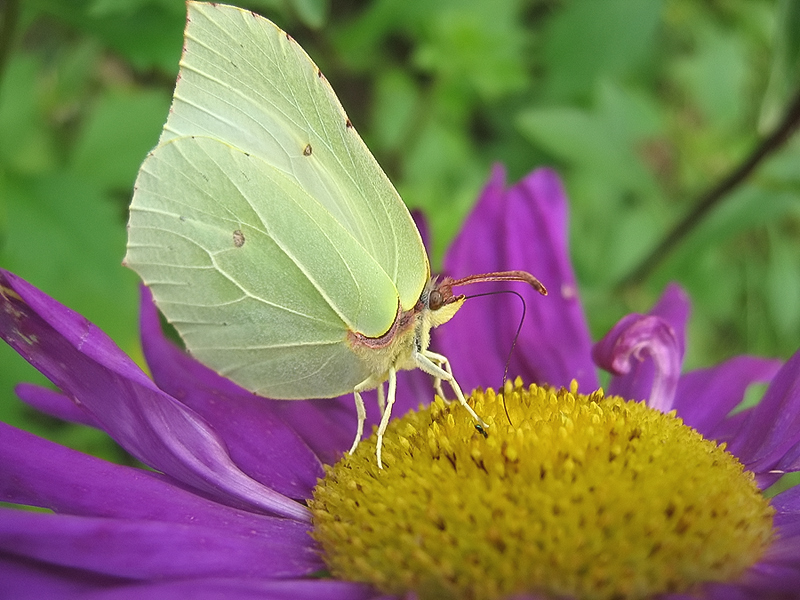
[
  {"x1": 124, "y1": 2, "x2": 434, "y2": 400},
  {"x1": 124, "y1": 2, "x2": 505, "y2": 465},
  {"x1": 162, "y1": 2, "x2": 428, "y2": 311},
  {"x1": 127, "y1": 135, "x2": 401, "y2": 398}
]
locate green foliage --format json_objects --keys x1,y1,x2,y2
[{"x1": 1, "y1": 0, "x2": 799, "y2": 458}]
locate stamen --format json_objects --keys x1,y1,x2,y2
[{"x1": 311, "y1": 380, "x2": 775, "y2": 600}]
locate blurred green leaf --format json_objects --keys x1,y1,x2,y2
[
  {"x1": 289, "y1": 0, "x2": 328, "y2": 28},
  {"x1": 596, "y1": 81, "x2": 663, "y2": 140},
  {"x1": 565, "y1": 172, "x2": 664, "y2": 286},
  {"x1": 671, "y1": 25, "x2": 749, "y2": 130},
  {"x1": 87, "y1": 0, "x2": 155, "y2": 18},
  {"x1": 71, "y1": 89, "x2": 170, "y2": 191},
  {"x1": 542, "y1": 0, "x2": 662, "y2": 101},
  {"x1": 29, "y1": 0, "x2": 185, "y2": 72},
  {"x1": 759, "y1": 0, "x2": 800, "y2": 131},
  {"x1": 0, "y1": 171, "x2": 138, "y2": 343},
  {"x1": 415, "y1": 0, "x2": 527, "y2": 100},
  {"x1": 767, "y1": 227, "x2": 800, "y2": 343},
  {"x1": 0, "y1": 55, "x2": 58, "y2": 174},
  {"x1": 516, "y1": 85, "x2": 659, "y2": 194},
  {"x1": 760, "y1": 138, "x2": 800, "y2": 185},
  {"x1": 402, "y1": 119, "x2": 485, "y2": 262},
  {"x1": 663, "y1": 184, "x2": 799, "y2": 276},
  {"x1": 332, "y1": 0, "x2": 423, "y2": 70},
  {"x1": 372, "y1": 68, "x2": 419, "y2": 151}
]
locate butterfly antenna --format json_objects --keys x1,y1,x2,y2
[
  {"x1": 446, "y1": 270, "x2": 546, "y2": 429},
  {"x1": 462, "y1": 289, "x2": 527, "y2": 426},
  {"x1": 503, "y1": 290, "x2": 527, "y2": 427}
]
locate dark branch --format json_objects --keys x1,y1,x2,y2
[{"x1": 618, "y1": 88, "x2": 800, "y2": 289}]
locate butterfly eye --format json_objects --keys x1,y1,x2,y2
[{"x1": 428, "y1": 289, "x2": 444, "y2": 311}]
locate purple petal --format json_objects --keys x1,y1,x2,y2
[
  {"x1": 0, "y1": 422, "x2": 314, "y2": 543},
  {"x1": 269, "y1": 394, "x2": 362, "y2": 465},
  {"x1": 0, "y1": 270, "x2": 307, "y2": 521},
  {"x1": 709, "y1": 408, "x2": 752, "y2": 446},
  {"x1": 393, "y1": 367, "x2": 441, "y2": 415},
  {"x1": 673, "y1": 356, "x2": 782, "y2": 437},
  {"x1": 695, "y1": 584, "x2": 758, "y2": 600},
  {"x1": 766, "y1": 489, "x2": 800, "y2": 562},
  {"x1": 14, "y1": 383, "x2": 101, "y2": 428},
  {"x1": 502, "y1": 167, "x2": 598, "y2": 390},
  {"x1": 593, "y1": 316, "x2": 679, "y2": 409},
  {"x1": 727, "y1": 349, "x2": 800, "y2": 473},
  {"x1": 738, "y1": 559, "x2": 800, "y2": 594},
  {"x1": 0, "y1": 509, "x2": 320, "y2": 579},
  {"x1": 713, "y1": 405, "x2": 786, "y2": 489},
  {"x1": 1, "y1": 555, "x2": 126, "y2": 599},
  {"x1": 763, "y1": 535, "x2": 800, "y2": 565},
  {"x1": 89, "y1": 579, "x2": 378, "y2": 600},
  {"x1": 270, "y1": 368, "x2": 432, "y2": 465},
  {"x1": 771, "y1": 482, "x2": 800, "y2": 525},
  {"x1": 732, "y1": 487, "x2": 800, "y2": 588},
  {"x1": 773, "y1": 439, "x2": 800, "y2": 475},
  {"x1": 1, "y1": 557, "x2": 378, "y2": 600},
  {"x1": 594, "y1": 284, "x2": 689, "y2": 410},
  {"x1": 436, "y1": 165, "x2": 510, "y2": 390},
  {"x1": 439, "y1": 166, "x2": 598, "y2": 392},
  {"x1": 139, "y1": 286, "x2": 323, "y2": 498},
  {"x1": 649, "y1": 283, "x2": 690, "y2": 356}
]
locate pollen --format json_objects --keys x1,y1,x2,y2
[{"x1": 310, "y1": 380, "x2": 775, "y2": 600}]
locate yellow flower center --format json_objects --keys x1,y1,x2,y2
[{"x1": 310, "y1": 380, "x2": 775, "y2": 600}]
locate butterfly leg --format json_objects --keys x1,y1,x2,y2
[
  {"x1": 349, "y1": 382, "x2": 369, "y2": 455},
  {"x1": 377, "y1": 382, "x2": 386, "y2": 416},
  {"x1": 432, "y1": 372, "x2": 450, "y2": 404},
  {"x1": 375, "y1": 367, "x2": 397, "y2": 469},
  {"x1": 415, "y1": 350, "x2": 488, "y2": 430},
  {"x1": 428, "y1": 353, "x2": 459, "y2": 404}
]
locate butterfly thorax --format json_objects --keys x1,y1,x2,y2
[{"x1": 346, "y1": 278, "x2": 465, "y2": 382}]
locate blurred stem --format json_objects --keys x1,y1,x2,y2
[
  {"x1": 0, "y1": 0, "x2": 20, "y2": 99},
  {"x1": 618, "y1": 89, "x2": 800, "y2": 290}
]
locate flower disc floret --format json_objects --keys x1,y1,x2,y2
[{"x1": 311, "y1": 380, "x2": 775, "y2": 600}]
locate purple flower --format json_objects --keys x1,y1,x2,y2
[{"x1": 1, "y1": 166, "x2": 799, "y2": 599}]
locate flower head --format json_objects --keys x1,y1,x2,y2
[{"x1": 2, "y1": 167, "x2": 799, "y2": 599}]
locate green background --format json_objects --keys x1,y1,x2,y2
[{"x1": 1, "y1": 0, "x2": 799, "y2": 462}]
